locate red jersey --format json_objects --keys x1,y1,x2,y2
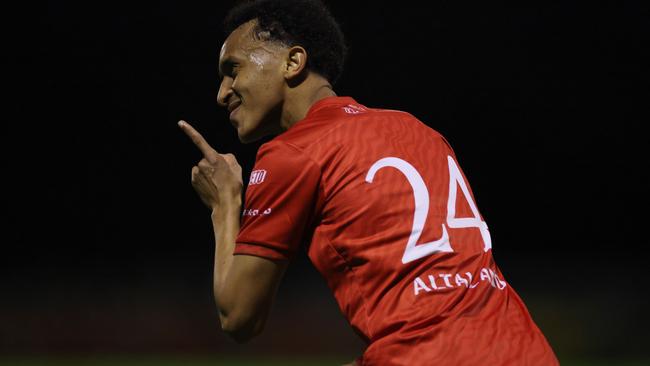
[{"x1": 234, "y1": 97, "x2": 558, "y2": 366}]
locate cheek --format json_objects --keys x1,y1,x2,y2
[
  {"x1": 262, "y1": 72, "x2": 285, "y2": 96},
  {"x1": 245, "y1": 78, "x2": 281, "y2": 108},
  {"x1": 238, "y1": 67, "x2": 284, "y2": 113},
  {"x1": 258, "y1": 61, "x2": 284, "y2": 87}
]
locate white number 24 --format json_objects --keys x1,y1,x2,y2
[{"x1": 365, "y1": 156, "x2": 492, "y2": 264}]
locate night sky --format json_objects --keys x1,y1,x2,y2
[{"x1": 3, "y1": 0, "x2": 648, "y2": 361}]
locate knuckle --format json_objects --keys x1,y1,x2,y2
[
  {"x1": 222, "y1": 153, "x2": 237, "y2": 164},
  {"x1": 198, "y1": 160, "x2": 211, "y2": 169}
]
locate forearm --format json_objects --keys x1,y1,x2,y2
[
  {"x1": 210, "y1": 195, "x2": 242, "y2": 302},
  {"x1": 208, "y1": 195, "x2": 287, "y2": 342}
]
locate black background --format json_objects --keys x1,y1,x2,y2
[{"x1": 2, "y1": 0, "x2": 648, "y2": 362}]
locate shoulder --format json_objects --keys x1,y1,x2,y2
[
  {"x1": 257, "y1": 139, "x2": 304, "y2": 157},
  {"x1": 277, "y1": 102, "x2": 425, "y2": 143},
  {"x1": 253, "y1": 139, "x2": 321, "y2": 178},
  {"x1": 269, "y1": 98, "x2": 450, "y2": 158}
]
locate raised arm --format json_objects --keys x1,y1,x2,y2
[{"x1": 179, "y1": 120, "x2": 288, "y2": 343}]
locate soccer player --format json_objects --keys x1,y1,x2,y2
[{"x1": 178, "y1": 0, "x2": 559, "y2": 364}]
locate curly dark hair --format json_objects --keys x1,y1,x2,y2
[{"x1": 224, "y1": 0, "x2": 347, "y2": 85}]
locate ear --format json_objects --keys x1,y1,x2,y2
[{"x1": 284, "y1": 46, "x2": 307, "y2": 80}]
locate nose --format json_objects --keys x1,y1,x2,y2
[{"x1": 217, "y1": 78, "x2": 233, "y2": 108}]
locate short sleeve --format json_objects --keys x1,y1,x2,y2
[{"x1": 234, "y1": 141, "x2": 321, "y2": 260}]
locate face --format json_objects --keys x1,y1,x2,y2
[{"x1": 217, "y1": 21, "x2": 287, "y2": 143}]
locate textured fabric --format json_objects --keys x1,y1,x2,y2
[{"x1": 235, "y1": 97, "x2": 558, "y2": 365}]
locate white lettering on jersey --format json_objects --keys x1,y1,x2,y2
[
  {"x1": 427, "y1": 275, "x2": 440, "y2": 290},
  {"x1": 414, "y1": 277, "x2": 431, "y2": 295},
  {"x1": 413, "y1": 268, "x2": 507, "y2": 295},
  {"x1": 249, "y1": 170, "x2": 267, "y2": 185},
  {"x1": 439, "y1": 273, "x2": 453, "y2": 288},
  {"x1": 454, "y1": 273, "x2": 469, "y2": 288},
  {"x1": 243, "y1": 208, "x2": 273, "y2": 217},
  {"x1": 480, "y1": 268, "x2": 507, "y2": 289}
]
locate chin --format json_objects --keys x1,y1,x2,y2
[
  {"x1": 237, "y1": 128, "x2": 262, "y2": 144},
  {"x1": 236, "y1": 117, "x2": 278, "y2": 144},
  {"x1": 238, "y1": 135, "x2": 256, "y2": 144}
]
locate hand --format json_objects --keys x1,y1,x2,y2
[{"x1": 178, "y1": 120, "x2": 243, "y2": 210}]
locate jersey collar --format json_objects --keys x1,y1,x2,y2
[{"x1": 304, "y1": 96, "x2": 359, "y2": 119}]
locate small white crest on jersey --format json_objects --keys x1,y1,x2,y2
[
  {"x1": 249, "y1": 169, "x2": 267, "y2": 185},
  {"x1": 342, "y1": 104, "x2": 366, "y2": 114}
]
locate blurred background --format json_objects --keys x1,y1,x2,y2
[{"x1": 2, "y1": 0, "x2": 648, "y2": 365}]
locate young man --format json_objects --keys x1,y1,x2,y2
[{"x1": 179, "y1": 0, "x2": 559, "y2": 364}]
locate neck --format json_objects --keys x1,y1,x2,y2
[{"x1": 279, "y1": 75, "x2": 337, "y2": 131}]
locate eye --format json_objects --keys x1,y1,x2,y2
[
  {"x1": 220, "y1": 61, "x2": 239, "y2": 79},
  {"x1": 227, "y1": 63, "x2": 240, "y2": 78}
]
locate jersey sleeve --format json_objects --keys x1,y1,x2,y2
[{"x1": 234, "y1": 141, "x2": 322, "y2": 261}]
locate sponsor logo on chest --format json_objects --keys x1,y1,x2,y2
[{"x1": 249, "y1": 169, "x2": 267, "y2": 185}]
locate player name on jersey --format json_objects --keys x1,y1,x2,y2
[{"x1": 413, "y1": 267, "x2": 507, "y2": 296}]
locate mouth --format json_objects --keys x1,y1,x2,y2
[
  {"x1": 228, "y1": 100, "x2": 241, "y2": 124},
  {"x1": 228, "y1": 100, "x2": 241, "y2": 113}
]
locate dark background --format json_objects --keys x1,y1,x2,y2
[{"x1": 2, "y1": 0, "x2": 648, "y2": 363}]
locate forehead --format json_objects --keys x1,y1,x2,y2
[
  {"x1": 219, "y1": 20, "x2": 286, "y2": 64},
  {"x1": 219, "y1": 21, "x2": 258, "y2": 61}
]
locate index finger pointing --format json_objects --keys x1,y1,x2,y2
[{"x1": 178, "y1": 120, "x2": 217, "y2": 157}]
